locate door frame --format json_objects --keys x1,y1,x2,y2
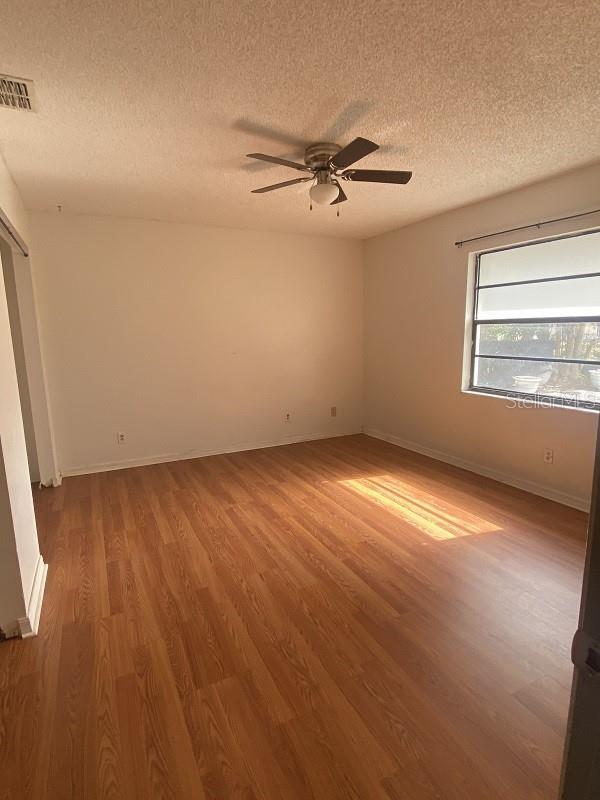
[
  {"x1": 0, "y1": 224, "x2": 60, "y2": 487},
  {"x1": 559, "y1": 417, "x2": 600, "y2": 797}
]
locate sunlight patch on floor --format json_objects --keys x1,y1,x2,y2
[{"x1": 339, "y1": 475, "x2": 501, "y2": 541}]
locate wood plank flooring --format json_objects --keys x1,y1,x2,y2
[{"x1": 0, "y1": 434, "x2": 587, "y2": 799}]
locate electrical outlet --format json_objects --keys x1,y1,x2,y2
[
  {"x1": 543, "y1": 448, "x2": 554, "y2": 464},
  {"x1": 284, "y1": 413, "x2": 291, "y2": 423},
  {"x1": 330, "y1": 406, "x2": 337, "y2": 417},
  {"x1": 117, "y1": 432, "x2": 127, "y2": 444}
]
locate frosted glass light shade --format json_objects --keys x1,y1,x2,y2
[{"x1": 310, "y1": 183, "x2": 339, "y2": 205}]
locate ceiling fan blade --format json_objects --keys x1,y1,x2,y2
[
  {"x1": 330, "y1": 180, "x2": 347, "y2": 205},
  {"x1": 251, "y1": 177, "x2": 313, "y2": 193},
  {"x1": 330, "y1": 137, "x2": 379, "y2": 170},
  {"x1": 343, "y1": 169, "x2": 412, "y2": 184},
  {"x1": 246, "y1": 153, "x2": 312, "y2": 172}
]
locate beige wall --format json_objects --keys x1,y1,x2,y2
[
  {"x1": 364, "y1": 163, "x2": 600, "y2": 510},
  {"x1": 30, "y1": 213, "x2": 364, "y2": 475}
]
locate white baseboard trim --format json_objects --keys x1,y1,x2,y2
[
  {"x1": 62, "y1": 429, "x2": 362, "y2": 478},
  {"x1": 18, "y1": 554, "x2": 48, "y2": 638},
  {"x1": 39, "y1": 472, "x2": 62, "y2": 489},
  {"x1": 363, "y1": 427, "x2": 590, "y2": 512}
]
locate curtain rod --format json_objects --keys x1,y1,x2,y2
[
  {"x1": 0, "y1": 208, "x2": 28, "y2": 257},
  {"x1": 455, "y1": 208, "x2": 600, "y2": 248}
]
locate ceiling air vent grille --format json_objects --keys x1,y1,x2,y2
[{"x1": 0, "y1": 75, "x2": 35, "y2": 111}]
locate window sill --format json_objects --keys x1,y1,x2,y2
[{"x1": 462, "y1": 387, "x2": 600, "y2": 414}]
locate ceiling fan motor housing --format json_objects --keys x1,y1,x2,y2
[{"x1": 304, "y1": 142, "x2": 341, "y2": 170}]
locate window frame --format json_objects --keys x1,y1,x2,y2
[{"x1": 468, "y1": 229, "x2": 600, "y2": 411}]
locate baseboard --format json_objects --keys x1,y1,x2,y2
[
  {"x1": 62, "y1": 429, "x2": 362, "y2": 478},
  {"x1": 39, "y1": 473, "x2": 62, "y2": 489},
  {"x1": 363, "y1": 427, "x2": 590, "y2": 512},
  {"x1": 17, "y1": 554, "x2": 48, "y2": 638}
]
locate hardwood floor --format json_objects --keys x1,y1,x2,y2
[{"x1": 0, "y1": 434, "x2": 587, "y2": 799}]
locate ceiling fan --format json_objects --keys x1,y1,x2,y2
[{"x1": 247, "y1": 137, "x2": 412, "y2": 208}]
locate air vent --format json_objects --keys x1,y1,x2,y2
[{"x1": 0, "y1": 75, "x2": 35, "y2": 111}]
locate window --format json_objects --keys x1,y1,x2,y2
[{"x1": 468, "y1": 229, "x2": 600, "y2": 410}]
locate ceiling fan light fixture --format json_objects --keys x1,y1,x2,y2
[{"x1": 309, "y1": 182, "x2": 339, "y2": 205}]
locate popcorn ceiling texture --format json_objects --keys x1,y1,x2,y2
[{"x1": 0, "y1": 0, "x2": 599, "y2": 239}]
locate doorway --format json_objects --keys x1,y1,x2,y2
[{"x1": 0, "y1": 239, "x2": 58, "y2": 487}]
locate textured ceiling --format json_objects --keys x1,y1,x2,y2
[{"x1": 0, "y1": 0, "x2": 599, "y2": 239}]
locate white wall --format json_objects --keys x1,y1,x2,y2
[
  {"x1": 30, "y1": 213, "x2": 364, "y2": 475},
  {"x1": 364, "y1": 163, "x2": 600, "y2": 510}
]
